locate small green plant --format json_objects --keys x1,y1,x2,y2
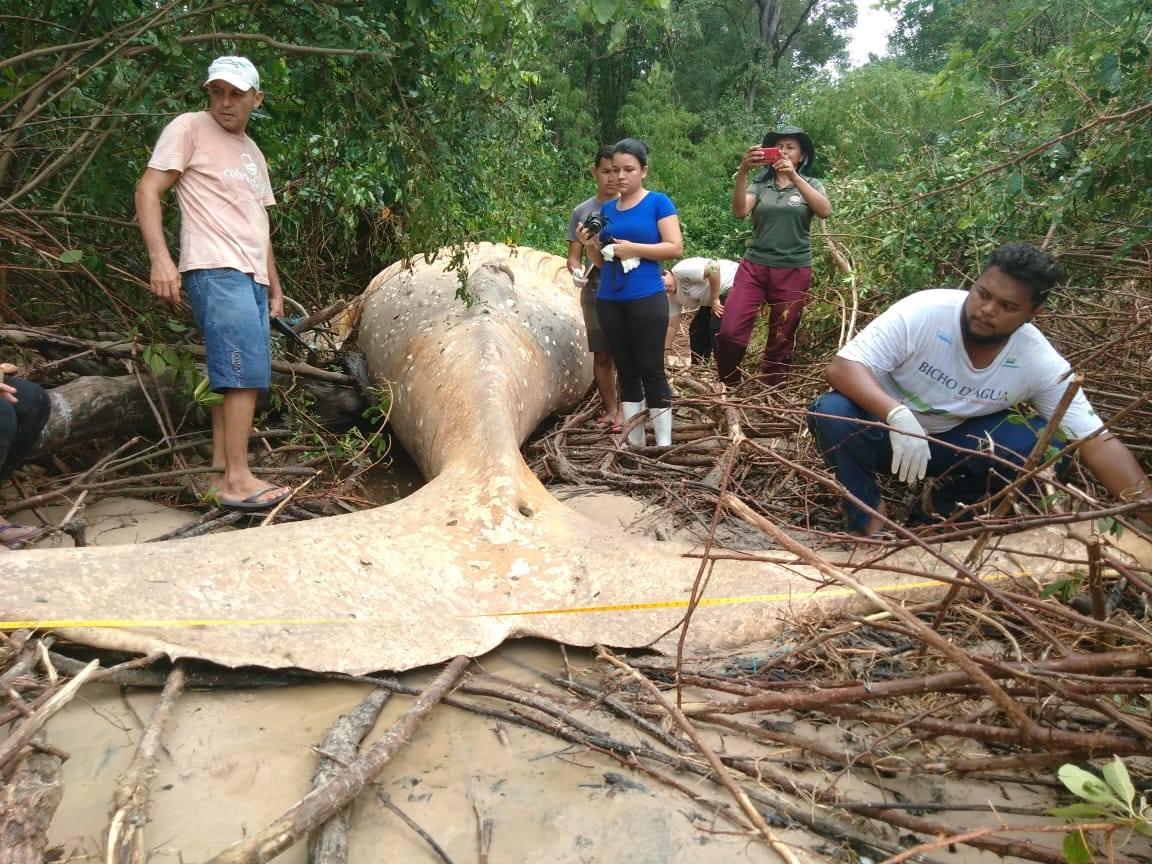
[
  {"x1": 1040, "y1": 569, "x2": 1085, "y2": 603},
  {"x1": 1050, "y1": 757, "x2": 1152, "y2": 862},
  {"x1": 192, "y1": 375, "x2": 224, "y2": 408}
]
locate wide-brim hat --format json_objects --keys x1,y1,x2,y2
[{"x1": 762, "y1": 125, "x2": 815, "y2": 164}]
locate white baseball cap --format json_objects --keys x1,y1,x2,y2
[{"x1": 204, "y1": 56, "x2": 260, "y2": 92}]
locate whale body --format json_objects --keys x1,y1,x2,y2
[{"x1": 0, "y1": 245, "x2": 1089, "y2": 672}]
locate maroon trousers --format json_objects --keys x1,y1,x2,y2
[{"x1": 714, "y1": 259, "x2": 812, "y2": 386}]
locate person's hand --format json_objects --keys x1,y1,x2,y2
[
  {"x1": 149, "y1": 255, "x2": 181, "y2": 304},
  {"x1": 738, "y1": 146, "x2": 767, "y2": 174},
  {"x1": 711, "y1": 299, "x2": 725, "y2": 318},
  {"x1": 269, "y1": 293, "x2": 284, "y2": 319},
  {"x1": 575, "y1": 224, "x2": 601, "y2": 251},
  {"x1": 774, "y1": 155, "x2": 797, "y2": 180},
  {"x1": 0, "y1": 365, "x2": 17, "y2": 405},
  {"x1": 571, "y1": 267, "x2": 589, "y2": 290},
  {"x1": 610, "y1": 240, "x2": 637, "y2": 259},
  {"x1": 887, "y1": 405, "x2": 930, "y2": 484}
]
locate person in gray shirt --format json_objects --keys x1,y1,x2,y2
[{"x1": 567, "y1": 145, "x2": 620, "y2": 431}]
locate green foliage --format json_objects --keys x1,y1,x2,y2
[
  {"x1": 3, "y1": 0, "x2": 1149, "y2": 411},
  {"x1": 1039, "y1": 569, "x2": 1085, "y2": 602},
  {"x1": 191, "y1": 375, "x2": 223, "y2": 409},
  {"x1": 1050, "y1": 758, "x2": 1152, "y2": 860}
]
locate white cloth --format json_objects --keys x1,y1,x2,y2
[
  {"x1": 601, "y1": 244, "x2": 640, "y2": 273},
  {"x1": 837, "y1": 288, "x2": 1103, "y2": 439},
  {"x1": 667, "y1": 257, "x2": 738, "y2": 314}
]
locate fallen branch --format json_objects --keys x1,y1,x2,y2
[
  {"x1": 0, "y1": 659, "x2": 98, "y2": 776},
  {"x1": 308, "y1": 688, "x2": 391, "y2": 864},
  {"x1": 204, "y1": 656, "x2": 470, "y2": 864},
  {"x1": 106, "y1": 663, "x2": 187, "y2": 864}
]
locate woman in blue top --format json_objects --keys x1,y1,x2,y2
[{"x1": 577, "y1": 139, "x2": 683, "y2": 447}]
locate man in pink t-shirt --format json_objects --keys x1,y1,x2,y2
[{"x1": 135, "y1": 56, "x2": 288, "y2": 511}]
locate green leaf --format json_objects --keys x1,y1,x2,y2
[
  {"x1": 591, "y1": 0, "x2": 616, "y2": 25},
  {"x1": 1102, "y1": 756, "x2": 1136, "y2": 808},
  {"x1": 59, "y1": 249, "x2": 84, "y2": 264},
  {"x1": 1059, "y1": 764, "x2": 1124, "y2": 807},
  {"x1": 608, "y1": 20, "x2": 628, "y2": 49},
  {"x1": 1063, "y1": 831, "x2": 1092, "y2": 864},
  {"x1": 1048, "y1": 803, "x2": 1112, "y2": 819}
]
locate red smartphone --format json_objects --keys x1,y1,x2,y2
[{"x1": 760, "y1": 146, "x2": 782, "y2": 163}]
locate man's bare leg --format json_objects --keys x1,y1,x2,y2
[
  {"x1": 216, "y1": 388, "x2": 285, "y2": 504},
  {"x1": 210, "y1": 404, "x2": 226, "y2": 471},
  {"x1": 592, "y1": 350, "x2": 619, "y2": 426}
]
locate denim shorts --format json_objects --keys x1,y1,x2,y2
[{"x1": 183, "y1": 268, "x2": 271, "y2": 391}]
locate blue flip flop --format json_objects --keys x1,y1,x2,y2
[{"x1": 220, "y1": 486, "x2": 290, "y2": 512}]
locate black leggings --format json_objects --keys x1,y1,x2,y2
[
  {"x1": 0, "y1": 377, "x2": 50, "y2": 484},
  {"x1": 597, "y1": 292, "x2": 671, "y2": 408}
]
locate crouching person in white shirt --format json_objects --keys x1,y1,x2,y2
[
  {"x1": 662, "y1": 257, "x2": 738, "y2": 366},
  {"x1": 806, "y1": 242, "x2": 1152, "y2": 536}
]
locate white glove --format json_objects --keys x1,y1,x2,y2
[
  {"x1": 571, "y1": 267, "x2": 588, "y2": 289},
  {"x1": 887, "y1": 405, "x2": 930, "y2": 484}
]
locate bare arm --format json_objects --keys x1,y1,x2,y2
[
  {"x1": 824, "y1": 357, "x2": 902, "y2": 418},
  {"x1": 567, "y1": 240, "x2": 584, "y2": 274},
  {"x1": 611, "y1": 214, "x2": 683, "y2": 262},
  {"x1": 1078, "y1": 434, "x2": 1152, "y2": 528},
  {"x1": 792, "y1": 174, "x2": 832, "y2": 219},
  {"x1": 134, "y1": 167, "x2": 182, "y2": 304},
  {"x1": 705, "y1": 261, "x2": 723, "y2": 314},
  {"x1": 731, "y1": 147, "x2": 762, "y2": 219},
  {"x1": 266, "y1": 242, "x2": 284, "y2": 319},
  {"x1": 774, "y1": 157, "x2": 832, "y2": 219}
]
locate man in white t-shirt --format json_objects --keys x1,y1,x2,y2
[
  {"x1": 662, "y1": 257, "x2": 738, "y2": 365},
  {"x1": 807, "y1": 242, "x2": 1152, "y2": 535},
  {"x1": 135, "y1": 56, "x2": 288, "y2": 511}
]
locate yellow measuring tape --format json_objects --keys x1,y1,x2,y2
[{"x1": 0, "y1": 571, "x2": 1023, "y2": 631}]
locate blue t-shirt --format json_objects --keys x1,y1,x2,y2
[{"x1": 596, "y1": 191, "x2": 678, "y2": 302}]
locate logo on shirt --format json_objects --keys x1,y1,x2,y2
[
  {"x1": 1002, "y1": 356, "x2": 1020, "y2": 368},
  {"x1": 788, "y1": 195, "x2": 803, "y2": 206},
  {"x1": 917, "y1": 361, "x2": 1008, "y2": 402},
  {"x1": 222, "y1": 151, "x2": 268, "y2": 197},
  {"x1": 935, "y1": 329, "x2": 953, "y2": 345}
]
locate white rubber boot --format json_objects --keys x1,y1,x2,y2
[
  {"x1": 651, "y1": 406, "x2": 673, "y2": 447},
  {"x1": 621, "y1": 400, "x2": 647, "y2": 447}
]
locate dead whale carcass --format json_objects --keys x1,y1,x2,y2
[{"x1": 0, "y1": 245, "x2": 1092, "y2": 673}]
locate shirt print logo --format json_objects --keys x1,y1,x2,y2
[
  {"x1": 788, "y1": 195, "x2": 803, "y2": 206},
  {"x1": 935, "y1": 329, "x2": 953, "y2": 345},
  {"x1": 222, "y1": 151, "x2": 268, "y2": 197},
  {"x1": 1002, "y1": 356, "x2": 1020, "y2": 368}
]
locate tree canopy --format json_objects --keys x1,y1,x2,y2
[{"x1": 1, "y1": 0, "x2": 1148, "y2": 329}]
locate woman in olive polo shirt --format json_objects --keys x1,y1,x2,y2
[{"x1": 715, "y1": 126, "x2": 831, "y2": 387}]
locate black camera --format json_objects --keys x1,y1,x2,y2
[{"x1": 581, "y1": 211, "x2": 610, "y2": 238}]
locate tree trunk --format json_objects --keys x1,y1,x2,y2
[
  {"x1": 0, "y1": 740, "x2": 63, "y2": 864},
  {"x1": 33, "y1": 374, "x2": 366, "y2": 454},
  {"x1": 746, "y1": 0, "x2": 784, "y2": 110}
]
